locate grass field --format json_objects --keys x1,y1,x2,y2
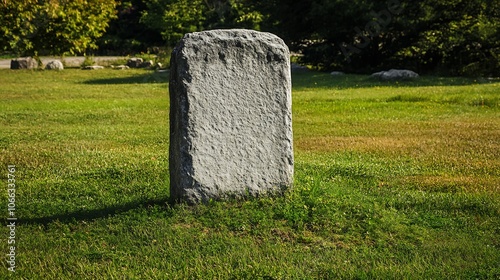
[{"x1": 0, "y1": 69, "x2": 499, "y2": 279}]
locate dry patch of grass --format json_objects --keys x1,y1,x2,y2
[
  {"x1": 294, "y1": 78, "x2": 499, "y2": 196},
  {"x1": 297, "y1": 120, "x2": 499, "y2": 154},
  {"x1": 396, "y1": 175, "x2": 500, "y2": 194},
  {"x1": 296, "y1": 135, "x2": 420, "y2": 153}
]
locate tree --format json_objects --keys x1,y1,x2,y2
[
  {"x1": 392, "y1": 0, "x2": 500, "y2": 76},
  {"x1": 140, "y1": 0, "x2": 267, "y2": 46},
  {"x1": 141, "y1": 0, "x2": 206, "y2": 46},
  {"x1": 266, "y1": 0, "x2": 499, "y2": 76},
  {"x1": 203, "y1": 0, "x2": 266, "y2": 30},
  {"x1": 97, "y1": 0, "x2": 163, "y2": 55},
  {"x1": 0, "y1": 0, "x2": 117, "y2": 56}
]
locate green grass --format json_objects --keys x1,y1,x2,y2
[{"x1": 0, "y1": 69, "x2": 499, "y2": 279}]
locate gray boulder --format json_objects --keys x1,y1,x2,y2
[
  {"x1": 372, "y1": 69, "x2": 419, "y2": 80},
  {"x1": 45, "y1": 60, "x2": 64, "y2": 70},
  {"x1": 127, "y1": 57, "x2": 143, "y2": 68},
  {"x1": 11, "y1": 57, "x2": 38, "y2": 69},
  {"x1": 291, "y1": 63, "x2": 308, "y2": 72},
  {"x1": 169, "y1": 29, "x2": 294, "y2": 204},
  {"x1": 141, "y1": 60, "x2": 154, "y2": 68}
]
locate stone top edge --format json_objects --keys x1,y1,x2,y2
[{"x1": 180, "y1": 29, "x2": 287, "y2": 47}]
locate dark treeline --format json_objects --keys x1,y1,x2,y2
[{"x1": 2, "y1": 0, "x2": 499, "y2": 76}]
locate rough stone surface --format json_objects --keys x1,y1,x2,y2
[
  {"x1": 45, "y1": 60, "x2": 64, "y2": 70},
  {"x1": 10, "y1": 57, "x2": 38, "y2": 69},
  {"x1": 127, "y1": 57, "x2": 143, "y2": 68},
  {"x1": 371, "y1": 69, "x2": 419, "y2": 80},
  {"x1": 169, "y1": 29, "x2": 293, "y2": 204}
]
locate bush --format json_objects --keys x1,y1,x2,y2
[{"x1": 80, "y1": 56, "x2": 96, "y2": 68}]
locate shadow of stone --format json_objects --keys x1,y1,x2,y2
[
  {"x1": 82, "y1": 71, "x2": 169, "y2": 85},
  {"x1": 21, "y1": 197, "x2": 171, "y2": 226}
]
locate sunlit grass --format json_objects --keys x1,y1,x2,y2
[{"x1": 0, "y1": 69, "x2": 499, "y2": 279}]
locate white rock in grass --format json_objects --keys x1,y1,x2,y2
[
  {"x1": 372, "y1": 69, "x2": 419, "y2": 80},
  {"x1": 111, "y1": 65, "x2": 129, "y2": 70},
  {"x1": 45, "y1": 60, "x2": 64, "y2": 70}
]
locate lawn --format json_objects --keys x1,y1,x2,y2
[{"x1": 0, "y1": 68, "x2": 499, "y2": 279}]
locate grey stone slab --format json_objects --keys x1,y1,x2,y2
[{"x1": 169, "y1": 29, "x2": 293, "y2": 204}]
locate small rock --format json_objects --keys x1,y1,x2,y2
[
  {"x1": 371, "y1": 69, "x2": 419, "y2": 80},
  {"x1": 111, "y1": 65, "x2": 129, "y2": 70},
  {"x1": 11, "y1": 57, "x2": 38, "y2": 69},
  {"x1": 82, "y1": 65, "x2": 104, "y2": 70},
  {"x1": 141, "y1": 60, "x2": 154, "y2": 68},
  {"x1": 45, "y1": 60, "x2": 64, "y2": 70},
  {"x1": 291, "y1": 63, "x2": 308, "y2": 72},
  {"x1": 127, "y1": 57, "x2": 143, "y2": 68},
  {"x1": 330, "y1": 71, "x2": 345, "y2": 76}
]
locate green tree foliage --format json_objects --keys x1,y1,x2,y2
[
  {"x1": 141, "y1": 0, "x2": 206, "y2": 46},
  {"x1": 136, "y1": 0, "x2": 499, "y2": 76},
  {"x1": 278, "y1": 0, "x2": 499, "y2": 76},
  {"x1": 204, "y1": 0, "x2": 265, "y2": 30},
  {"x1": 97, "y1": 0, "x2": 163, "y2": 55},
  {"x1": 140, "y1": 0, "x2": 266, "y2": 46},
  {"x1": 0, "y1": 0, "x2": 117, "y2": 56},
  {"x1": 3, "y1": 0, "x2": 497, "y2": 76},
  {"x1": 393, "y1": 0, "x2": 500, "y2": 76}
]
